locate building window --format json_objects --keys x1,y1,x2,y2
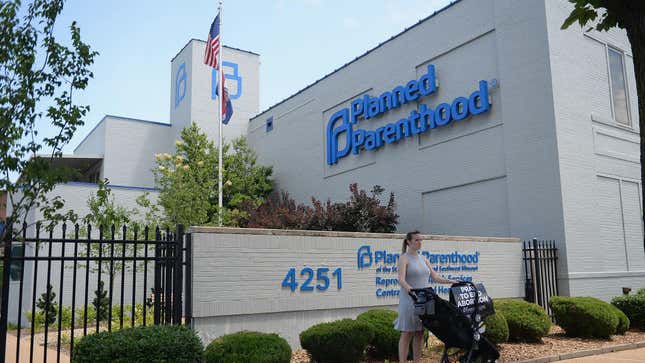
[
  {"x1": 266, "y1": 116, "x2": 273, "y2": 132},
  {"x1": 9, "y1": 244, "x2": 24, "y2": 281},
  {"x1": 607, "y1": 47, "x2": 630, "y2": 126}
]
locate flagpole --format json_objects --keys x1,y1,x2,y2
[{"x1": 217, "y1": 0, "x2": 223, "y2": 226}]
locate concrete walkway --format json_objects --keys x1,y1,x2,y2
[
  {"x1": 4, "y1": 332, "x2": 70, "y2": 363},
  {"x1": 558, "y1": 347, "x2": 645, "y2": 362}
]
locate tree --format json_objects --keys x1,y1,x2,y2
[
  {"x1": 561, "y1": 1, "x2": 645, "y2": 247},
  {"x1": 92, "y1": 280, "x2": 109, "y2": 322},
  {"x1": 82, "y1": 179, "x2": 133, "y2": 230},
  {"x1": 0, "y1": 0, "x2": 98, "y2": 239},
  {"x1": 36, "y1": 283, "x2": 58, "y2": 326},
  {"x1": 335, "y1": 184, "x2": 398, "y2": 233},
  {"x1": 153, "y1": 123, "x2": 273, "y2": 227},
  {"x1": 222, "y1": 137, "x2": 274, "y2": 221},
  {"x1": 81, "y1": 178, "x2": 152, "y2": 295}
]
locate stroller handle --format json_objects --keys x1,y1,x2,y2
[{"x1": 410, "y1": 280, "x2": 473, "y2": 302}]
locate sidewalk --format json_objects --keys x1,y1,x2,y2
[
  {"x1": 557, "y1": 347, "x2": 645, "y2": 362},
  {"x1": 4, "y1": 331, "x2": 70, "y2": 363}
]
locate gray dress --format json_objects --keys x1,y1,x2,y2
[{"x1": 394, "y1": 252, "x2": 430, "y2": 331}]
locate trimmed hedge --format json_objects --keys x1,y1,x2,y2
[
  {"x1": 356, "y1": 309, "x2": 399, "y2": 361},
  {"x1": 300, "y1": 319, "x2": 373, "y2": 363},
  {"x1": 612, "y1": 293, "x2": 645, "y2": 331},
  {"x1": 609, "y1": 304, "x2": 630, "y2": 335},
  {"x1": 495, "y1": 299, "x2": 551, "y2": 342},
  {"x1": 72, "y1": 325, "x2": 203, "y2": 363},
  {"x1": 203, "y1": 331, "x2": 291, "y2": 363},
  {"x1": 549, "y1": 297, "x2": 619, "y2": 338},
  {"x1": 483, "y1": 313, "x2": 509, "y2": 345}
]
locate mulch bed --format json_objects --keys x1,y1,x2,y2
[
  {"x1": 497, "y1": 326, "x2": 645, "y2": 363},
  {"x1": 290, "y1": 326, "x2": 645, "y2": 363}
]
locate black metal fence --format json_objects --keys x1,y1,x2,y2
[
  {"x1": 523, "y1": 239, "x2": 559, "y2": 316},
  {"x1": 0, "y1": 223, "x2": 191, "y2": 363}
]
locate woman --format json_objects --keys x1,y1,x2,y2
[{"x1": 394, "y1": 230, "x2": 457, "y2": 363}]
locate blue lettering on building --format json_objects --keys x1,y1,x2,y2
[
  {"x1": 174, "y1": 62, "x2": 186, "y2": 108},
  {"x1": 357, "y1": 244, "x2": 480, "y2": 298},
  {"x1": 212, "y1": 61, "x2": 243, "y2": 100},
  {"x1": 326, "y1": 65, "x2": 492, "y2": 165}
]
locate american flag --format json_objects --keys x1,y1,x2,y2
[{"x1": 204, "y1": 13, "x2": 220, "y2": 69}]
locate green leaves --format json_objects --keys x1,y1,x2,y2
[
  {"x1": 561, "y1": 2, "x2": 600, "y2": 30},
  {"x1": 1, "y1": 0, "x2": 97, "y2": 237},
  {"x1": 561, "y1": 0, "x2": 626, "y2": 31},
  {"x1": 73, "y1": 325, "x2": 204, "y2": 363},
  {"x1": 83, "y1": 179, "x2": 133, "y2": 229},
  {"x1": 153, "y1": 123, "x2": 274, "y2": 227}
]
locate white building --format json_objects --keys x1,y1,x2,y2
[
  {"x1": 246, "y1": 0, "x2": 644, "y2": 300},
  {"x1": 6, "y1": 0, "x2": 644, "y2": 327}
]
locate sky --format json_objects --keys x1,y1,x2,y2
[{"x1": 50, "y1": 0, "x2": 454, "y2": 152}]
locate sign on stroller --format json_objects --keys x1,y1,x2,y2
[{"x1": 411, "y1": 282, "x2": 500, "y2": 363}]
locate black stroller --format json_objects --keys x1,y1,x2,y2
[{"x1": 411, "y1": 282, "x2": 500, "y2": 363}]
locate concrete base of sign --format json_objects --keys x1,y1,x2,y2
[
  {"x1": 193, "y1": 306, "x2": 388, "y2": 348},
  {"x1": 188, "y1": 227, "x2": 523, "y2": 348}
]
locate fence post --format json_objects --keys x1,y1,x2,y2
[
  {"x1": 153, "y1": 227, "x2": 162, "y2": 325},
  {"x1": 523, "y1": 241, "x2": 533, "y2": 302},
  {"x1": 551, "y1": 240, "x2": 559, "y2": 297},
  {"x1": 532, "y1": 238, "x2": 543, "y2": 308},
  {"x1": 172, "y1": 225, "x2": 184, "y2": 325},
  {"x1": 0, "y1": 220, "x2": 13, "y2": 361},
  {"x1": 184, "y1": 232, "x2": 192, "y2": 327},
  {"x1": 164, "y1": 228, "x2": 173, "y2": 324}
]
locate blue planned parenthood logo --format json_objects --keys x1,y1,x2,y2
[
  {"x1": 326, "y1": 65, "x2": 493, "y2": 165},
  {"x1": 357, "y1": 245, "x2": 400, "y2": 269},
  {"x1": 357, "y1": 245, "x2": 372, "y2": 269}
]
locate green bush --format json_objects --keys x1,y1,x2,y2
[
  {"x1": 110, "y1": 304, "x2": 155, "y2": 329},
  {"x1": 495, "y1": 299, "x2": 551, "y2": 342},
  {"x1": 609, "y1": 304, "x2": 630, "y2": 335},
  {"x1": 76, "y1": 305, "x2": 97, "y2": 326},
  {"x1": 637, "y1": 288, "x2": 645, "y2": 296},
  {"x1": 59, "y1": 306, "x2": 72, "y2": 329},
  {"x1": 203, "y1": 331, "x2": 291, "y2": 363},
  {"x1": 27, "y1": 303, "x2": 157, "y2": 332},
  {"x1": 356, "y1": 309, "x2": 399, "y2": 361},
  {"x1": 549, "y1": 297, "x2": 618, "y2": 338},
  {"x1": 483, "y1": 313, "x2": 509, "y2": 344},
  {"x1": 72, "y1": 324, "x2": 203, "y2": 363},
  {"x1": 300, "y1": 319, "x2": 374, "y2": 363},
  {"x1": 26, "y1": 310, "x2": 46, "y2": 329},
  {"x1": 612, "y1": 293, "x2": 645, "y2": 331},
  {"x1": 25, "y1": 305, "x2": 73, "y2": 331}
]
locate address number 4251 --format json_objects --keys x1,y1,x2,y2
[{"x1": 281, "y1": 267, "x2": 342, "y2": 292}]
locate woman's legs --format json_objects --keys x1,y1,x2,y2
[
  {"x1": 398, "y1": 331, "x2": 413, "y2": 363},
  {"x1": 412, "y1": 330, "x2": 425, "y2": 361},
  {"x1": 399, "y1": 330, "x2": 424, "y2": 363}
]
